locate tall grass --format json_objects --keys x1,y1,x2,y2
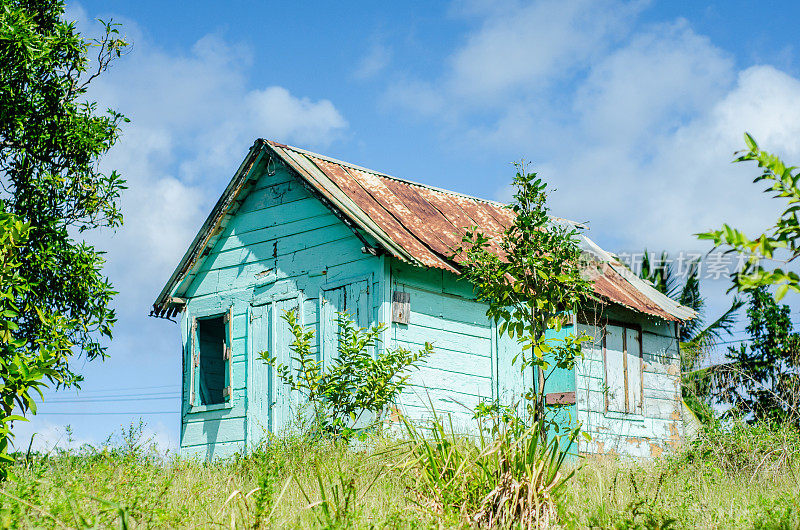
[
  {"x1": 0, "y1": 420, "x2": 797, "y2": 528},
  {"x1": 0, "y1": 425, "x2": 420, "y2": 528},
  {"x1": 561, "y1": 421, "x2": 800, "y2": 529},
  {"x1": 399, "y1": 413, "x2": 576, "y2": 528}
]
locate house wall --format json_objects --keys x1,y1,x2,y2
[
  {"x1": 179, "y1": 162, "x2": 383, "y2": 459},
  {"x1": 388, "y1": 260, "x2": 500, "y2": 431},
  {"x1": 575, "y1": 306, "x2": 683, "y2": 457},
  {"x1": 174, "y1": 159, "x2": 682, "y2": 459},
  {"x1": 387, "y1": 259, "x2": 578, "y2": 433}
]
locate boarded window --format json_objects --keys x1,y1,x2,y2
[
  {"x1": 195, "y1": 314, "x2": 230, "y2": 406},
  {"x1": 603, "y1": 323, "x2": 643, "y2": 414},
  {"x1": 321, "y1": 281, "x2": 370, "y2": 364}
]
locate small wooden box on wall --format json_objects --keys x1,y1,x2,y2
[{"x1": 392, "y1": 291, "x2": 410, "y2": 324}]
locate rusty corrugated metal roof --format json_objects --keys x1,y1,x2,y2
[{"x1": 152, "y1": 139, "x2": 696, "y2": 322}]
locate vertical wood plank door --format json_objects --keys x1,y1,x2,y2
[
  {"x1": 272, "y1": 296, "x2": 301, "y2": 434},
  {"x1": 625, "y1": 327, "x2": 643, "y2": 413},
  {"x1": 247, "y1": 304, "x2": 270, "y2": 449}
]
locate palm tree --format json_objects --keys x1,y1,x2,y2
[{"x1": 639, "y1": 250, "x2": 744, "y2": 421}]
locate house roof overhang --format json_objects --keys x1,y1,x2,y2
[{"x1": 151, "y1": 139, "x2": 697, "y2": 323}]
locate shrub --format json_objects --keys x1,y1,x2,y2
[
  {"x1": 676, "y1": 420, "x2": 800, "y2": 480},
  {"x1": 260, "y1": 310, "x2": 432, "y2": 440}
]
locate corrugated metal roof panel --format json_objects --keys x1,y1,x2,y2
[
  {"x1": 272, "y1": 141, "x2": 694, "y2": 321},
  {"x1": 152, "y1": 139, "x2": 696, "y2": 322}
]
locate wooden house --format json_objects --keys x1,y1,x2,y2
[{"x1": 152, "y1": 139, "x2": 696, "y2": 459}]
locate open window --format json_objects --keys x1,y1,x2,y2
[
  {"x1": 602, "y1": 323, "x2": 643, "y2": 414},
  {"x1": 189, "y1": 309, "x2": 232, "y2": 407}
]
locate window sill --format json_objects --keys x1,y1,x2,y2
[
  {"x1": 186, "y1": 401, "x2": 232, "y2": 414},
  {"x1": 603, "y1": 411, "x2": 645, "y2": 421}
]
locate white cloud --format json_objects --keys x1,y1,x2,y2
[
  {"x1": 639, "y1": 65, "x2": 800, "y2": 247},
  {"x1": 11, "y1": 419, "x2": 93, "y2": 453},
  {"x1": 81, "y1": 16, "x2": 348, "y2": 319},
  {"x1": 447, "y1": 0, "x2": 644, "y2": 103},
  {"x1": 388, "y1": 0, "x2": 645, "y2": 118},
  {"x1": 355, "y1": 43, "x2": 392, "y2": 79},
  {"x1": 246, "y1": 87, "x2": 347, "y2": 147},
  {"x1": 573, "y1": 21, "x2": 734, "y2": 148},
  {"x1": 11, "y1": 418, "x2": 178, "y2": 454},
  {"x1": 383, "y1": 2, "x2": 800, "y2": 259},
  {"x1": 384, "y1": 78, "x2": 449, "y2": 118},
  {"x1": 547, "y1": 63, "x2": 800, "y2": 254}
]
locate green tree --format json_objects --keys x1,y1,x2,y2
[
  {"x1": 698, "y1": 133, "x2": 800, "y2": 300},
  {"x1": 719, "y1": 287, "x2": 800, "y2": 425},
  {"x1": 456, "y1": 163, "x2": 592, "y2": 434},
  {"x1": 0, "y1": 0, "x2": 127, "y2": 469},
  {"x1": 637, "y1": 251, "x2": 743, "y2": 421}
]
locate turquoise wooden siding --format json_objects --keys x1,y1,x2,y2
[
  {"x1": 175, "y1": 156, "x2": 683, "y2": 460},
  {"x1": 541, "y1": 318, "x2": 579, "y2": 443},
  {"x1": 387, "y1": 260, "x2": 579, "y2": 436},
  {"x1": 389, "y1": 260, "x2": 520, "y2": 432},
  {"x1": 179, "y1": 161, "x2": 383, "y2": 459}
]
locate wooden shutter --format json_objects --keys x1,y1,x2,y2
[
  {"x1": 603, "y1": 324, "x2": 626, "y2": 413},
  {"x1": 189, "y1": 318, "x2": 198, "y2": 406},
  {"x1": 625, "y1": 327, "x2": 643, "y2": 413},
  {"x1": 603, "y1": 323, "x2": 644, "y2": 414},
  {"x1": 391, "y1": 291, "x2": 410, "y2": 324},
  {"x1": 223, "y1": 307, "x2": 233, "y2": 401}
]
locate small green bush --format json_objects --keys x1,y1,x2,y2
[
  {"x1": 261, "y1": 310, "x2": 432, "y2": 440},
  {"x1": 677, "y1": 420, "x2": 800, "y2": 479}
]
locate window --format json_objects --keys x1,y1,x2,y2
[
  {"x1": 190, "y1": 311, "x2": 232, "y2": 407},
  {"x1": 321, "y1": 280, "x2": 370, "y2": 363},
  {"x1": 602, "y1": 323, "x2": 642, "y2": 414}
]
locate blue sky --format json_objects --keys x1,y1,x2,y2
[{"x1": 17, "y1": 0, "x2": 800, "y2": 451}]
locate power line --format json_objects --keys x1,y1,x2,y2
[
  {"x1": 43, "y1": 391, "x2": 181, "y2": 400},
  {"x1": 32, "y1": 411, "x2": 177, "y2": 416},
  {"x1": 57, "y1": 384, "x2": 177, "y2": 394},
  {"x1": 44, "y1": 396, "x2": 180, "y2": 404},
  {"x1": 714, "y1": 338, "x2": 751, "y2": 346}
]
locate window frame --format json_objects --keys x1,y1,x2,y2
[
  {"x1": 187, "y1": 306, "x2": 234, "y2": 413},
  {"x1": 319, "y1": 275, "x2": 373, "y2": 366},
  {"x1": 601, "y1": 319, "x2": 644, "y2": 416}
]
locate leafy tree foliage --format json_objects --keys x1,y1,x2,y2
[
  {"x1": 456, "y1": 163, "x2": 593, "y2": 433},
  {"x1": 0, "y1": 0, "x2": 127, "y2": 469},
  {"x1": 719, "y1": 287, "x2": 800, "y2": 425},
  {"x1": 260, "y1": 311, "x2": 432, "y2": 440},
  {"x1": 698, "y1": 133, "x2": 800, "y2": 300}
]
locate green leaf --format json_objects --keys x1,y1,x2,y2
[
  {"x1": 744, "y1": 132, "x2": 758, "y2": 152},
  {"x1": 775, "y1": 283, "x2": 789, "y2": 300}
]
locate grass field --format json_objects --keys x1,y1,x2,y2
[{"x1": 0, "y1": 421, "x2": 797, "y2": 528}]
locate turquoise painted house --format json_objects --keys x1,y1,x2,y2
[{"x1": 152, "y1": 140, "x2": 696, "y2": 459}]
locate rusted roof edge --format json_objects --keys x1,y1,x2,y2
[
  {"x1": 274, "y1": 142, "x2": 512, "y2": 208},
  {"x1": 271, "y1": 144, "x2": 426, "y2": 268},
  {"x1": 152, "y1": 139, "x2": 695, "y2": 324},
  {"x1": 277, "y1": 142, "x2": 589, "y2": 231}
]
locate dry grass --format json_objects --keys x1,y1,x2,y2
[
  {"x1": 0, "y1": 427, "x2": 424, "y2": 528},
  {"x1": 0, "y1": 422, "x2": 797, "y2": 528},
  {"x1": 561, "y1": 422, "x2": 800, "y2": 529}
]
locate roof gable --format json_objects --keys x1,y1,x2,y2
[{"x1": 152, "y1": 139, "x2": 696, "y2": 323}]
